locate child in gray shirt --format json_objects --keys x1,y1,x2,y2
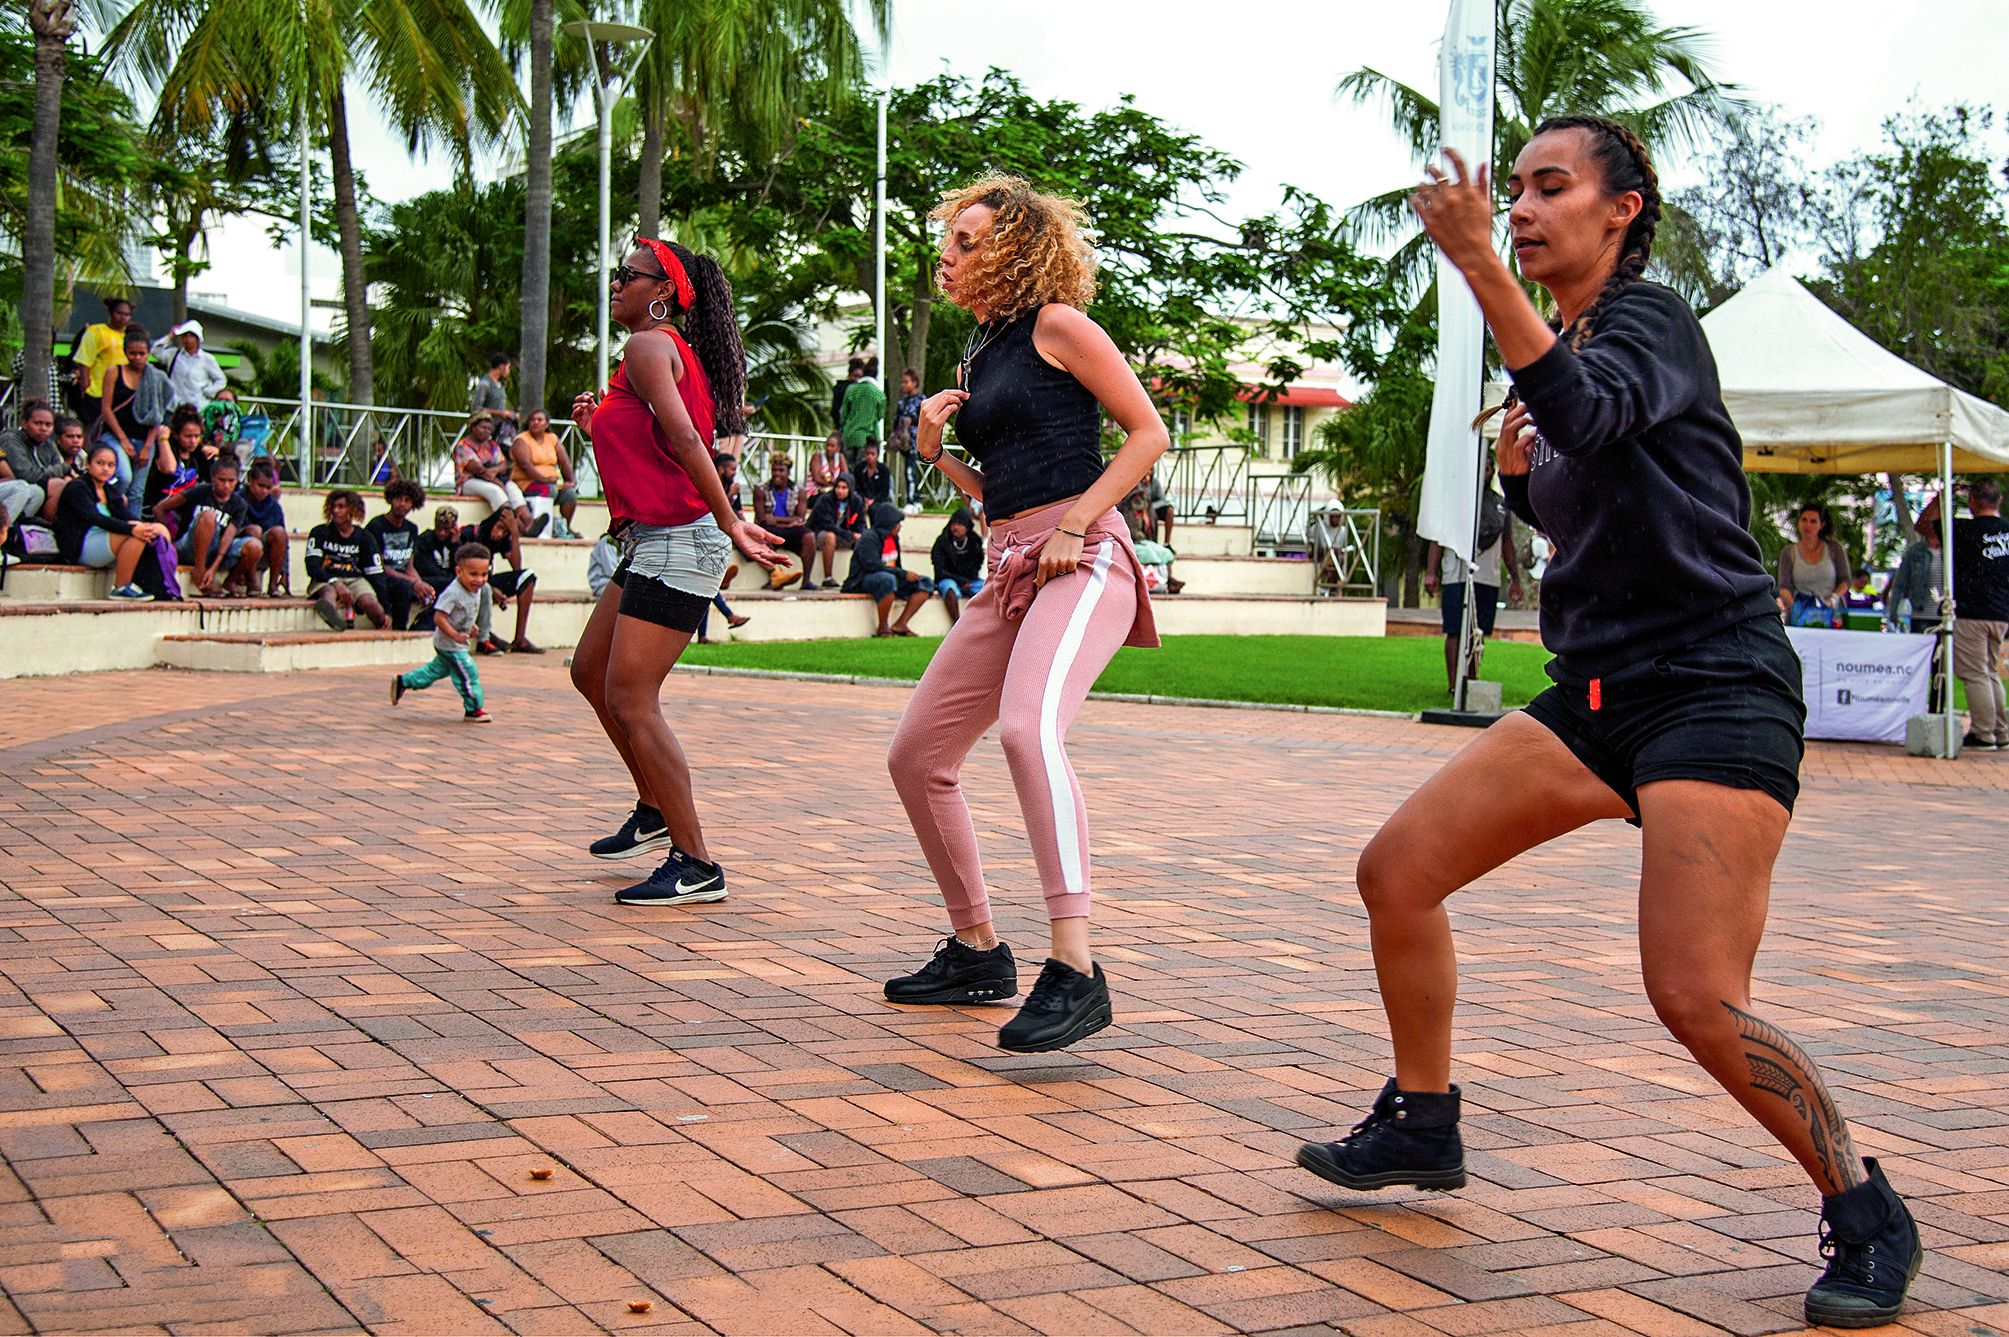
[{"x1": 391, "y1": 541, "x2": 493, "y2": 721}]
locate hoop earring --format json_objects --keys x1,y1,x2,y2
[{"x1": 648, "y1": 298, "x2": 671, "y2": 322}]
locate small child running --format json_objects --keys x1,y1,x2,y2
[{"x1": 392, "y1": 541, "x2": 493, "y2": 723}]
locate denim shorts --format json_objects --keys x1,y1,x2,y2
[
  {"x1": 1523, "y1": 615, "x2": 1807, "y2": 821},
  {"x1": 935, "y1": 577, "x2": 985, "y2": 600},
  {"x1": 178, "y1": 527, "x2": 253, "y2": 567},
  {"x1": 614, "y1": 516, "x2": 730, "y2": 600}
]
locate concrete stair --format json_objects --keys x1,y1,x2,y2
[
  {"x1": 156, "y1": 629, "x2": 440, "y2": 673},
  {"x1": 0, "y1": 493, "x2": 1376, "y2": 678}
]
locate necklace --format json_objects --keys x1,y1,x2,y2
[{"x1": 959, "y1": 318, "x2": 1007, "y2": 391}]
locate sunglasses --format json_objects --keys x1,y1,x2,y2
[{"x1": 610, "y1": 263, "x2": 667, "y2": 287}]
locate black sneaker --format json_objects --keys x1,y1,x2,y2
[
  {"x1": 590, "y1": 804, "x2": 673, "y2": 860},
  {"x1": 614, "y1": 848, "x2": 727, "y2": 907},
  {"x1": 1295, "y1": 1078, "x2": 1467, "y2": 1191},
  {"x1": 884, "y1": 937, "x2": 1018, "y2": 1005},
  {"x1": 1960, "y1": 732, "x2": 2000, "y2": 752},
  {"x1": 1805, "y1": 1158, "x2": 1922, "y2": 1328},
  {"x1": 391, "y1": 675, "x2": 407, "y2": 706},
  {"x1": 996, "y1": 959, "x2": 1111, "y2": 1053}
]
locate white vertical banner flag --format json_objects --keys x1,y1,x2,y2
[{"x1": 1416, "y1": 0, "x2": 1497, "y2": 561}]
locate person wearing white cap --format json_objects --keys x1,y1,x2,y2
[{"x1": 151, "y1": 320, "x2": 228, "y2": 411}]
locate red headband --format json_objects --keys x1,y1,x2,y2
[{"x1": 635, "y1": 237, "x2": 695, "y2": 312}]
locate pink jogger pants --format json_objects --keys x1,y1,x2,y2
[{"x1": 887, "y1": 500, "x2": 1155, "y2": 930}]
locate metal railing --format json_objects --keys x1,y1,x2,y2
[
  {"x1": 1310, "y1": 507, "x2": 1382, "y2": 598},
  {"x1": 1246, "y1": 472, "x2": 1382, "y2": 596},
  {"x1": 1159, "y1": 445, "x2": 1250, "y2": 521},
  {"x1": 210, "y1": 398, "x2": 1252, "y2": 523}
]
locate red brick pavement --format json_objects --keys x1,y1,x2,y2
[{"x1": 1, "y1": 662, "x2": 2005, "y2": 1336}]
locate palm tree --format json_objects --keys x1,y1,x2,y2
[
  {"x1": 100, "y1": 0, "x2": 521, "y2": 407},
  {"x1": 1338, "y1": 0, "x2": 1739, "y2": 298},
  {"x1": 630, "y1": 0, "x2": 889, "y2": 236},
  {"x1": 20, "y1": 0, "x2": 78, "y2": 405}
]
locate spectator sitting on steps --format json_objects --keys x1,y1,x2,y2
[
  {"x1": 0, "y1": 400, "x2": 67, "y2": 538},
  {"x1": 853, "y1": 440, "x2": 893, "y2": 509},
  {"x1": 453, "y1": 412, "x2": 540, "y2": 534},
  {"x1": 510, "y1": 408, "x2": 579, "y2": 537},
  {"x1": 756, "y1": 453, "x2": 811, "y2": 589},
  {"x1": 930, "y1": 506, "x2": 986, "y2": 625},
  {"x1": 845, "y1": 500, "x2": 933, "y2": 637},
  {"x1": 464, "y1": 504, "x2": 542, "y2": 654},
  {"x1": 366, "y1": 480, "x2": 433, "y2": 631},
  {"x1": 155, "y1": 455, "x2": 263, "y2": 596},
  {"x1": 305, "y1": 489, "x2": 391, "y2": 632},
  {"x1": 803, "y1": 474, "x2": 866, "y2": 589},
  {"x1": 238, "y1": 460, "x2": 291, "y2": 597},
  {"x1": 809, "y1": 433, "x2": 848, "y2": 492},
  {"x1": 55, "y1": 443, "x2": 172, "y2": 598}
]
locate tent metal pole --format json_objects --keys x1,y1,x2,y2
[{"x1": 1942, "y1": 438, "x2": 1957, "y2": 759}]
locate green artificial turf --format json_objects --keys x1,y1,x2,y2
[{"x1": 681, "y1": 634, "x2": 1557, "y2": 714}]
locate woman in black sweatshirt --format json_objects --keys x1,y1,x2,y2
[{"x1": 1293, "y1": 116, "x2": 1918, "y2": 1329}]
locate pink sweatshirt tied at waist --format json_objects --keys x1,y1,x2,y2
[{"x1": 986, "y1": 499, "x2": 1160, "y2": 649}]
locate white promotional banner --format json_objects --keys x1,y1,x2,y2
[
  {"x1": 1416, "y1": 0, "x2": 1496, "y2": 562},
  {"x1": 1784, "y1": 627, "x2": 1935, "y2": 743}
]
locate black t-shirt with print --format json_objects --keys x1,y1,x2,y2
[
  {"x1": 305, "y1": 522, "x2": 383, "y2": 583},
  {"x1": 366, "y1": 515, "x2": 420, "y2": 573},
  {"x1": 1952, "y1": 514, "x2": 2009, "y2": 623},
  {"x1": 177, "y1": 482, "x2": 248, "y2": 533}
]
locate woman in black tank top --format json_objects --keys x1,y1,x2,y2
[{"x1": 882, "y1": 175, "x2": 1169, "y2": 1055}]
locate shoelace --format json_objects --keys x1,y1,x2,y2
[
  {"x1": 1816, "y1": 1222, "x2": 1878, "y2": 1285},
  {"x1": 1343, "y1": 1108, "x2": 1393, "y2": 1148},
  {"x1": 1020, "y1": 965, "x2": 1075, "y2": 1015}
]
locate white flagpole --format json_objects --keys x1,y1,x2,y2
[{"x1": 1419, "y1": 0, "x2": 1496, "y2": 710}]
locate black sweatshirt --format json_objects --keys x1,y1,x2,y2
[
  {"x1": 55, "y1": 478, "x2": 138, "y2": 564},
  {"x1": 1501, "y1": 281, "x2": 1776, "y2": 679}
]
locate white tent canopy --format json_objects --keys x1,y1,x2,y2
[{"x1": 1701, "y1": 265, "x2": 2009, "y2": 475}]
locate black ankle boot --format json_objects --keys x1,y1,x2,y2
[
  {"x1": 1804, "y1": 1158, "x2": 1922, "y2": 1328},
  {"x1": 1295, "y1": 1078, "x2": 1466, "y2": 1191}
]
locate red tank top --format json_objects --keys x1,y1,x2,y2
[{"x1": 590, "y1": 328, "x2": 717, "y2": 527}]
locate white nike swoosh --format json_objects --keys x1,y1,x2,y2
[{"x1": 674, "y1": 877, "x2": 716, "y2": 895}]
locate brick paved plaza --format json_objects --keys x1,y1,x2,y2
[{"x1": 2, "y1": 663, "x2": 2006, "y2": 1336}]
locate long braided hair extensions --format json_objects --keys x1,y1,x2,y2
[
  {"x1": 1530, "y1": 114, "x2": 1662, "y2": 350},
  {"x1": 665, "y1": 240, "x2": 748, "y2": 437}
]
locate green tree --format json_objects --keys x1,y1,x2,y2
[
  {"x1": 1661, "y1": 108, "x2": 1821, "y2": 308},
  {"x1": 1338, "y1": 0, "x2": 1739, "y2": 298},
  {"x1": 5, "y1": 6, "x2": 152, "y2": 388},
  {"x1": 680, "y1": 70, "x2": 1374, "y2": 431},
  {"x1": 100, "y1": 0, "x2": 522, "y2": 406},
  {"x1": 1813, "y1": 105, "x2": 2009, "y2": 408},
  {"x1": 631, "y1": 0, "x2": 886, "y2": 237}
]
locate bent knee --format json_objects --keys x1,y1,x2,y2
[
  {"x1": 996, "y1": 716, "x2": 1045, "y2": 771},
  {"x1": 1355, "y1": 830, "x2": 1437, "y2": 917},
  {"x1": 1643, "y1": 975, "x2": 1732, "y2": 1042}
]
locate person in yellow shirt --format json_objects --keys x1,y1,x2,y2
[{"x1": 69, "y1": 296, "x2": 133, "y2": 418}]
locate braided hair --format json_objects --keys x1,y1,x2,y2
[
  {"x1": 1529, "y1": 115, "x2": 1661, "y2": 350},
  {"x1": 665, "y1": 240, "x2": 748, "y2": 437}
]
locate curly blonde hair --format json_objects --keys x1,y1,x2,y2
[{"x1": 932, "y1": 174, "x2": 1097, "y2": 323}]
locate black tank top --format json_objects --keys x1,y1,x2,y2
[{"x1": 953, "y1": 307, "x2": 1105, "y2": 519}]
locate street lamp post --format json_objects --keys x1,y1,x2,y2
[{"x1": 568, "y1": 21, "x2": 653, "y2": 392}]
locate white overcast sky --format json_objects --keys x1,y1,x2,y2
[{"x1": 193, "y1": 0, "x2": 2009, "y2": 332}]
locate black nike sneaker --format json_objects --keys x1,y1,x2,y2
[
  {"x1": 614, "y1": 848, "x2": 727, "y2": 907},
  {"x1": 1804, "y1": 1158, "x2": 1922, "y2": 1329},
  {"x1": 590, "y1": 803, "x2": 672, "y2": 860},
  {"x1": 884, "y1": 937, "x2": 1018, "y2": 1005},
  {"x1": 1296, "y1": 1078, "x2": 1467, "y2": 1191},
  {"x1": 996, "y1": 959, "x2": 1112, "y2": 1053}
]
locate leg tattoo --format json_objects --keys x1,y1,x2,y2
[{"x1": 1723, "y1": 1001, "x2": 1862, "y2": 1192}]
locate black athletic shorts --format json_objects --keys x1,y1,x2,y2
[
  {"x1": 609, "y1": 564, "x2": 709, "y2": 633},
  {"x1": 1523, "y1": 614, "x2": 1806, "y2": 822},
  {"x1": 489, "y1": 569, "x2": 536, "y2": 598}
]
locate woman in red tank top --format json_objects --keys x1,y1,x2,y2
[{"x1": 569, "y1": 237, "x2": 785, "y2": 907}]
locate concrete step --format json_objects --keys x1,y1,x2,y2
[
  {"x1": 156, "y1": 629, "x2": 440, "y2": 673},
  {"x1": 1, "y1": 587, "x2": 1385, "y2": 677}
]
